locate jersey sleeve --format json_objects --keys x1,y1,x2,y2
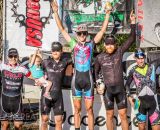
[
  {"x1": 94, "y1": 56, "x2": 101, "y2": 81},
  {"x1": 22, "y1": 66, "x2": 31, "y2": 77},
  {"x1": 41, "y1": 59, "x2": 47, "y2": 73},
  {"x1": 120, "y1": 24, "x2": 136, "y2": 54},
  {"x1": 68, "y1": 38, "x2": 77, "y2": 50},
  {"x1": 125, "y1": 69, "x2": 134, "y2": 96}
]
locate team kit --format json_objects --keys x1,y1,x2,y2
[{"x1": 0, "y1": 1, "x2": 160, "y2": 130}]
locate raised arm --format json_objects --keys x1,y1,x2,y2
[
  {"x1": 94, "y1": 3, "x2": 112, "y2": 44},
  {"x1": 121, "y1": 11, "x2": 136, "y2": 53},
  {"x1": 29, "y1": 49, "x2": 39, "y2": 66},
  {"x1": 51, "y1": 0, "x2": 71, "y2": 43}
]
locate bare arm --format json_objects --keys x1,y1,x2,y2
[
  {"x1": 51, "y1": 0, "x2": 71, "y2": 43},
  {"x1": 30, "y1": 49, "x2": 39, "y2": 66},
  {"x1": 94, "y1": 8, "x2": 111, "y2": 44}
]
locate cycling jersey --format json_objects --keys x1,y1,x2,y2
[
  {"x1": 0, "y1": 63, "x2": 31, "y2": 97},
  {"x1": 94, "y1": 24, "x2": 136, "y2": 109},
  {"x1": 0, "y1": 63, "x2": 30, "y2": 121},
  {"x1": 41, "y1": 57, "x2": 71, "y2": 115},
  {"x1": 95, "y1": 24, "x2": 136, "y2": 89},
  {"x1": 126, "y1": 59, "x2": 160, "y2": 125},
  {"x1": 69, "y1": 39, "x2": 94, "y2": 99}
]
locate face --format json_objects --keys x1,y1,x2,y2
[
  {"x1": 51, "y1": 51, "x2": 62, "y2": 60},
  {"x1": 8, "y1": 55, "x2": 18, "y2": 65},
  {"x1": 76, "y1": 31, "x2": 88, "y2": 43},
  {"x1": 135, "y1": 57, "x2": 145, "y2": 67},
  {"x1": 104, "y1": 44, "x2": 116, "y2": 54},
  {"x1": 35, "y1": 57, "x2": 42, "y2": 66}
]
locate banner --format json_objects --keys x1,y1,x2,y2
[
  {"x1": 136, "y1": 0, "x2": 160, "y2": 47},
  {"x1": 62, "y1": 0, "x2": 133, "y2": 34},
  {"x1": 3, "y1": 0, "x2": 61, "y2": 57},
  {"x1": 48, "y1": 90, "x2": 138, "y2": 130}
]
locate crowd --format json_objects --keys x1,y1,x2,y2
[{"x1": 0, "y1": 1, "x2": 160, "y2": 130}]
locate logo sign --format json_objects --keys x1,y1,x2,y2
[
  {"x1": 4, "y1": 0, "x2": 60, "y2": 57},
  {"x1": 48, "y1": 90, "x2": 138, "y2": 130},
  {"x1": 62, "y1": 0, "x2": 128, "y2": 34},
  {"x1": 135, "y1": 0, "x2": 160, "y2": 47}
]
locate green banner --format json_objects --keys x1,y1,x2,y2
[{"x1": 69, "y1": 12, "x2": 124, "y2": 24}]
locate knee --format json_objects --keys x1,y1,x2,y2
[
  {"x1": 14, "y1": 122, "x2": 23, "y2": 129},
  {"x1": 74, "y1": 106, "x2": 81, "y2": 114},
  {"x1": 41, "y1": 116, "x2": 49, "y2": 126},
  {"x1": 1, "y1": 122, "x2": 9, "y2": 128},
  {"x1": 138, "y1": 124, "x2": 146, "y2": 130},
  {"x1": 55, "y1": 117, "x2": 63, "y2": 125},
  {"x1": 86, "y1": 106, "x2": 93, "y2": 114},
  {"x1": 106, "y1": 112, "x2": 114, "y2": 120},
  {"x1": 119, "y1": 112, "x2": 127, "y2": 120}
]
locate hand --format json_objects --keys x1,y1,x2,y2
[
  {"x1": 35, "y1": 79, "x2": 42, "y2": 86},
  {"x1": 105, "y1": 2, "x2": 112, "y2": 14},
  {"x1": 36, "y1": 48, "x2": 40, "y2": 54},
  {"x1": 130, "y1": 10, "x2": 136, "y2": 24},
  {"x1": 51, "y1": 0, "x2": 58, "y2": 13},
  {"x1": 97, "y1": 86, "x2": 105, "y2": 95},
  {"x1": 128, "y1": 96, "x2": 134, "y2": 107}
]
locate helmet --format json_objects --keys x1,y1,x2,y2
[
  {"x1": 75, "y1": 24, "x2": 88, "y2": 32},
  {"x1": 134, "y1": 48, "x2": 146, "y2": 58}
]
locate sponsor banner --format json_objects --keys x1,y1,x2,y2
[
  {"x1": 62, "y1": 0, "x2": 132, "y2": 34},
  {"x1": 4, "y1": 0, "x2": 61, "y2": 57},
  {"x1": 135, "y1": 0, "x2": 160, "y2": 47},
  {"x1": 48, "y1": 90, "x2": 138, "y2": 130}
]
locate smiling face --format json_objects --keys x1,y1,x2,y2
[
  {"x1": 34, "y1": 56, "x2": 42, "y2": 66},
  {"x1": 135, "y1": 57, "x2": 145, "y2": 68},
  {"x1": 104, "y1": 44, "x2": 116, "y2": 54},
  {"x1": 51, "y1": 51, "x2": 62, "y2": 60},
  {"x1": 76, "y1": 31, "x2": 88, "y2": 43},
  {"x1": 8, "y1": 54, "x2": 19, "y2": 65}
]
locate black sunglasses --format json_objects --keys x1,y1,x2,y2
[
  {"x1": 77, "y1": 32, "x2": 88, "y2": 36},
  {"x1": 8, "y1": 55, "x2": 18, "y2": 59}
]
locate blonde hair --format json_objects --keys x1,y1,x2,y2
[{"x1": 29, "y1": 54, "x2": 42, "y2": 64}]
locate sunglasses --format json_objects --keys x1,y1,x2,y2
[
  {"x1": 8, "y1": 55, "x2": 18, "y2": 59},
  {"x1": 77, "y1": 32, "x2": 88, "y2": 36}
]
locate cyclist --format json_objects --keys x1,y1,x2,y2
[
  {"x1": 126, "y1": 48, "x2": 160, "y2": 130},
  {"x1": 0, "y1": 48, "x2": 31, "y2": 130},
  {"x1": 94, "y1": 11, "x2": 136, "y2": 130},
  {"x1": 51, "y1": 1, "x2": 111, "y2": 130},
  {"x1": 40, "y1": 42, "x2": 72, "y2": 130}
]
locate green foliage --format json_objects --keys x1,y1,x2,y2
[{"x1": 95, "y1": 34, "x2": 136, "y2": 53}]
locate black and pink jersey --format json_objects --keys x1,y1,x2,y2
[{"x1": 0, "y1": 63, "x2": 31, "y2": 97}]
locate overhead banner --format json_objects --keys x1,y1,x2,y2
[
  {"x1": 3, "y1": 0, "x2": 61, "y2": 57},
  {"x1": 136, "y1": 0, "x2": 160, "y2": 48},
  {"x1": 62, "y1": 0, "x2": 133, "y2": 34}
]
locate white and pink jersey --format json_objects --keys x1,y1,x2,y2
[{"x1": 0, "y1": 63, "x2": 31, "y2": 97}]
